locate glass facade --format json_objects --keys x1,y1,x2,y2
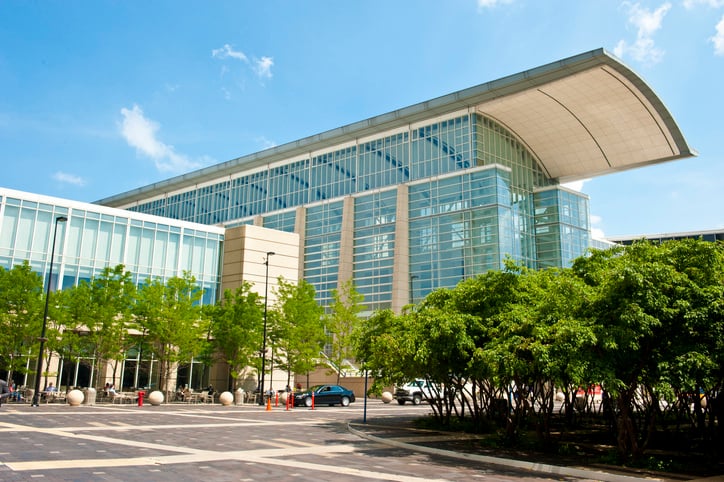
[
  {"x1": 0, "y1": 189, "x2": 224, "y2": 305},
  {"x1": 354, "y1": 189, "x2": 397, "y2": 311},
  {"x1": 409, "y1": 166, "x2": 514, "y2": 298},
  {"x1": 122, "y1": 112, "x2": 591, "y2": 310},
  {"x1": 534, "y1": 188, "x2": 590, "y2": 269},
  {"x1": 304, "y1": 201, "x2": 344, "y2": 308}
]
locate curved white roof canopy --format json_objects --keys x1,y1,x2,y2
[
  {"x1": 98, "y1": 48, "x2": 694, "y2": 207},
  {"x1": 477, "y1": 60, "x2": 692, "y2": 181}
]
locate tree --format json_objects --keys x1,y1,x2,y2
[
  {"x1": 53, "y1": 284, "x2": 93, "y2": 390},
  {"x1": 572, "y1": 240, "x2": 724, "y2": 460},
  {"x1": 0, "y1": 262, "x2": 44, "y2": 382},
  {"x1": 484, "y1": 266, "x2": 595, "y2": 440},
  {"x1": 75, "y1": 265, "x2": 136, "y2": 387},
  {"x1": 408, "y1": 288, "x2": 478, "y2": 425},
  {"x1": 133, "y1": 273, "x2": 206, "y2": 396},
  {"x1": 272, "y1": 278, "x2": 325, "y2": 388},
  {"x1": 351, "y1": 308, "x2": 404, "y2": 392},
  {"x1": 208, "y1": 282, "x2": 263, "y2": 389},
  {"x1": 325, "y1": 280, "x2": 365, "y2": 384}
]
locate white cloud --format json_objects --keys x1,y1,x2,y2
[
  {"x1": 254, "y1": 56, "x2": 274, "y2": 78},
  {"x1": 712, "y1": 15, "x2": 724, "y2": 54},
  {"x1": 561, "y1": 178, "x2": 590, "y2": 192},
  {"x1": 591, "y1": 227, "x2": 607, "y2": 239},
  {"x1": 614, "y1": 2, "x2": 671, "y2": 64},
  {"x1": 211, "y1": 44, "x2": 248, "y2": 62},
  {"x1": 53, "y1": 171, "x2": 86, "y2": 186},
  {"x1": 590, "y1": 215, "x2": 606, "y2": 239},
  {"x1": 119, "y1": 104, "x2": 201, "y2": 174},
  {"x1": 477, "y1": 0, "x2": 514, "y2": 8},
  {"x1": 211, "y1": 44, "x2": 273, "y2": 81}
]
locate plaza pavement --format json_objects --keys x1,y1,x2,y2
[{"x1": 0, "y1": 400, "x2": 718, "y2": 482}]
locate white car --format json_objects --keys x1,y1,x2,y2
[{"x1": 394, "y1": 379, "x2": 440, "y2": 405}]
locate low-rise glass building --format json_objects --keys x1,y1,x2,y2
[
  {"x1": 0, "y1": 188, "x2": 224, "y2": 302},
  {"x1": 0, "y1": 187, "x2": 225, "y2": 390}
]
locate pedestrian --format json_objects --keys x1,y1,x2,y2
[{"x1": 10, "y1": 382, "x2": 22, "y2": 402}]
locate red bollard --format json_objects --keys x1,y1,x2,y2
[
  {"x1": 137, "y1": 390, "x2": 145, "y2": 407},
  {"x1": 311, "y1": 391, "x2": 315, "y2": 410},
  {"x1": 275, "y1": 392, "x2": 279, "y2": 407}
]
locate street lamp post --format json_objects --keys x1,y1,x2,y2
[
  {"x1": 258, "y1": 251, "x2": 275, "y2": 405},
  {"x1": 32, "y1": 215, "x2": 67, "y2": 407}
]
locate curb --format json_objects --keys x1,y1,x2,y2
[{"x1": 347, "y1": 422, "x2": 664, "y2": 482}]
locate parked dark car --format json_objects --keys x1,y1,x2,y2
[{"x1": 293, "y1": 384, "x2": 355, "y2": 407}]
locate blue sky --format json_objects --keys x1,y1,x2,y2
[{"x1": 1, "y1": 0, "x2": 722, "y2": 237}]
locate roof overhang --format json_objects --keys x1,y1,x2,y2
[{"x1": 98, "y1": 48, "x2": 694, "y2": 207}]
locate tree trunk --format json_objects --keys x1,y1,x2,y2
[{"x1": 616, "y1": 390, "x2": 641, "y2": 461}]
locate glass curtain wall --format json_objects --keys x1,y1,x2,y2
[
  {"x1": 353, "y1": 189, "x2": 397, "y2": 312},
  {"x1": 125, "y1": 112, "x2": 581, "y2": 308},
  {"x1": 534, "y1": 188, "x2": 590, "y2": 268},
  {"x1": 409, "y1": 166, "x2": 514, "y2": 296},
  {"x1": 121, "y1": 345, "x2": 161, "y2": 390},
  {"x1": 0, "y1": 190, "x2": 224, "y2": 390},
  {"x1": 304, "y1": 201, "x2": 344, "y2": 308},
  {"x1": 0, "y1": 195, "x2": 223, "y2": 303}
]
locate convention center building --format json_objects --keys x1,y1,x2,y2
[
  {"x1": 99, "y1": 48, "x2": 694, "y2": 314},
  {"x1": 1, "y1": 48, "x2": 694, "y2": 394}
]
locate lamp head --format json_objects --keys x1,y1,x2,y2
[{"x1": 56, "y1": 216, "x2": 68, "y2": 223}]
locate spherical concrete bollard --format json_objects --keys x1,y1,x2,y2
[
  {"x1": 147, "y1": 390, "x2": 164, "y2": 406},
  {"x1": 219, "y1": 391, "x2": 233, "y2": 406},
  {"x1": 66, "y1": 389, "x2": 84, "y2": 406},
  {"x1": 279, "y1": 392, "x2": 288, "y2": 404},
  {"x1": 381, "y1": 391, "x2": 393, "y2": 404}
]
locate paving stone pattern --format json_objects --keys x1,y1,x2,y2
[{"x1": 0, "y1": 402, "x2": 661, "y2": 482}]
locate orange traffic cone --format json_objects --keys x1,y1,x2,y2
[{"x1": 266, "y1": 396, "x2": 272, "y2": 411}]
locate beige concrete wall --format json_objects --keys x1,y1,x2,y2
[
  {"x1": 220, "y1": 224, "x2": 300, "y2": 301},
  {"x1": 392, "y1": 184, "x2": 411, "y2": 312},
  {"x1": 219, "y1": 224, "x2": 300, "y2": 392},
  {"x1": 337, "y1": 196, "x2": 355, "y2": 287}
]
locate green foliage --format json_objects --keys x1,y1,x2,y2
[
  {"x1": 325, "y1": 280, "x2": 365, "y2": 383},
  {"x1": 133, "y1": 272, "x2": 205, "y2": 393},
  {"x1": 0, "y1": 261, "x2": 44, "y2": 378},
  {"x1": 58, "y1": 265, "x2": 137, "y2": 387},
  {"x1": 271, "y1": 278, "x2": 325, "y2": 384},
  {"x1": 208, "y1": 282, "x2": 263, "y2": 384},
  {"x1": 353, "y1": 239, "x2": 724, "y2": 462}
]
